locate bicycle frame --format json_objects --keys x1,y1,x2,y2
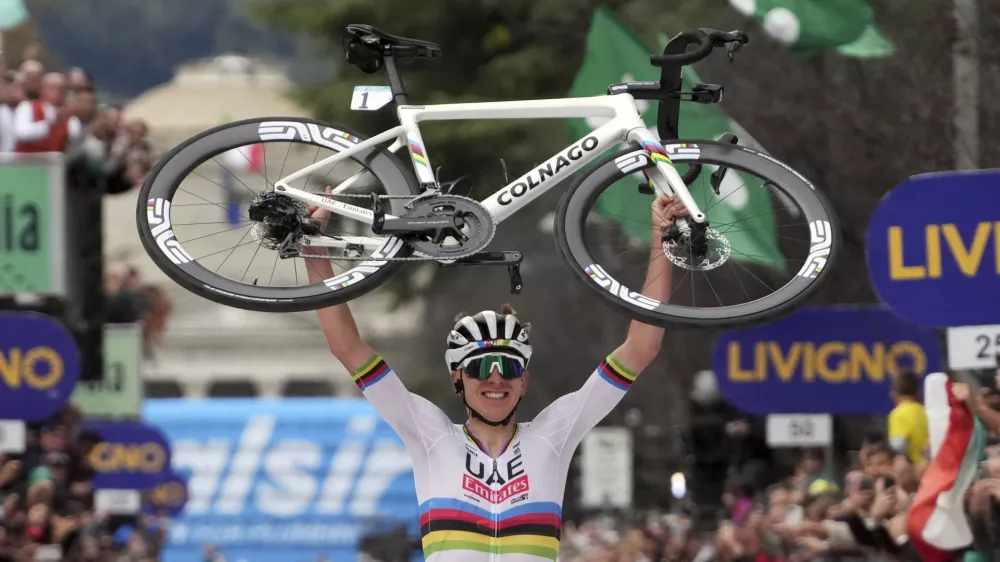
[{"x1": 271, "y1": 93, "x2": 707, "y2": 252}]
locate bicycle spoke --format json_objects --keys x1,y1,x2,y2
[
  {"x1": 240, "y1": 240, "x2": 266, "y2": 282},
  {"x1": 177, "y1": 186, "x2": 251, "y2": 222},
  {"x1": 702, "y1": 269, "x2": 723, "y2": 307},
  {"x1": 211, "y1": 156, "x2": 258, "y2": 199},
  {"x1": 268, "y1": 250, "x2": 280, "y2": 286},
  {"x1": 703, "y1": 175, "x2": 750, "y2": 215},
  {"x1": 212, "y1": 227, "x2": 254, "y2": 273},
  {"x1": 182, "y1": 223, "x2": 252, "y2": 243},
  {"x1": 729, "y1": 258, "x2": 775, "y2": 292}
]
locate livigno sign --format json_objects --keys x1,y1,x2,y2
[{"x1": 0, "y1": 154, "x2": 66, "y2": 298}]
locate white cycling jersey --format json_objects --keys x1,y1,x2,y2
[{"x1": 350, "y1": 352, "x2": 639, "y2": 562}]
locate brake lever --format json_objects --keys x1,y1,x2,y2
[{"x1": 725, "y1": 41, "x2": 743, "y2": 62}]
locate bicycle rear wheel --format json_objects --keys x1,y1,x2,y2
[
  {"x1": 136, "y1": 117, "x2": 419, "y2": 313},
  {"x1": 556, "y1": 139, "x2": 840, "y2": 328}
]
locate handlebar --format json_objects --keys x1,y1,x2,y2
[{"x1": 650, "y1": 28, "x2": 749, "y2": 67}]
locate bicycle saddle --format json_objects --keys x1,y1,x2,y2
[{"x1": 344, "y1": 24, "x2": 443, "y2": 60}]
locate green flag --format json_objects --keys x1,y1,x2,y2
[
  {"x1": 728, "y1": 0, "x2": 895, "y2": 57},
  {"x1": 566, "y1": 6, "x2": 784, "y2": 271},
  {"x1": 0, "y1": 0, "x2": 27, "y2": 30}
]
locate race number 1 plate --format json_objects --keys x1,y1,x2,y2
[
  {"x1": 947, "y1": 325, "x2": 1000, "y2": 370},
  {"x1": 351, "y1": 85, "x2": 393, "y2": 111}
]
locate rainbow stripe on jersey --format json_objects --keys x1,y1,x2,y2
[
  {"x1": 351, "y1": 354, "x2": 391, "y2": 389},
  {"x1": 420, "y1": 498, "x2": 562, "y2": 561},
  {"x1": 597, "y1": 354, "x2": 637, "y2": 391}
]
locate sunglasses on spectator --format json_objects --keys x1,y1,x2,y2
[{"x1": 459, "y1": 353, "x2": 525, "y2": 380}]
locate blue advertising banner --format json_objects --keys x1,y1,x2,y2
[
  {"x1": 0, "y1": 312, "x2": 80, "y2": 421},
  {"x1": 712, "y1": 307, "x2": 943, "y2": 415},
  {"x1": 84, "y1": 421, "x2": 173, "y2": 490},
  {"x1": 143, "y1": 398, "x2": 420, "y2": 562},
  {"x1": 143, "y1": 470, "x2": 188, "y2": 518},
  {"x1": 866, "y1": 170, "x2": 1000, "y2": 327}
]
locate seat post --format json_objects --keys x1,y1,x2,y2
[{"x1": 382, "y1": 52, "x2": 409, "y2": 106}]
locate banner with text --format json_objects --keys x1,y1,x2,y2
[
  {"x1": 84, "y1": 421, "x2": 173, "y2": 490},
  {"x1": 712, "y1": 307, "x2": 943, "y2": 414},
  {"x1": 72, "y1": 323, "x2": 143, "y2": 419},
  {"x1": 0, "y1": 154, "x2": 67, "y2": 298},
  {"x1": 143, "y1": 398, "x2": 419, "y2": 562},
  {"x1": 866, "y1": 170, "x2": 1000, "y2": 327},
  {"x1": 0, "y1": 312, "x2": 80, "y2": 421}
]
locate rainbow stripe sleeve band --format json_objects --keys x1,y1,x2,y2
[
  {"x1": 351, "y1": 354, "x2": 391, "y2": 389},
  {"x1": 597, "y1": 354, "x2": 637, "y2": 391}
]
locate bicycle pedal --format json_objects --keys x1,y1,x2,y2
[
  {"x1": 508, "y1": 263, "x2": 523, "y2": 295},
  {"x1": 637, "y1": 183, "x2": 655, "y2": 195}
]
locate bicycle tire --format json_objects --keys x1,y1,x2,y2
[
  {"x1": 555, "y1": 139, "x2": 840, "y2": 328},
  {"x1": 136, "y1": 117, "x2": 420, "y2": 313}
]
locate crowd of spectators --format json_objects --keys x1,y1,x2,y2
[
  {"x1": 2, "y1": 41, "x2": 172, "y2": 351},
  {"x1": 0, "y1": 404, "x2": 168, "y2": 562},
  {"x1": 104, "y1": 263, "x2": 173, "y2": 359},
  {"x1": 0, "y1": 42, "x2": 152, "y2": 191},
  {"x1": 0, "y1": 41, "x2": 172, "y2": 562},
  {"x1": 555, "y1": 367, "x2": 1000, "y2": 562}
]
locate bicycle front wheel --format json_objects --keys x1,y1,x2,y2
[{"x1": 556, "y1": 140, "x2": 840, "y2": 328}]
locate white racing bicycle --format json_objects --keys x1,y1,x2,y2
[{"x1": 137, "y1": 24, "x2": 839, "y2": 327}]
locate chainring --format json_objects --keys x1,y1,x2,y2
[{"x1": 403, "y1": 194, "x2": 496, "y2": 259}]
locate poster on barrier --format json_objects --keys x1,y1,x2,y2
[
  {"x1": 0, "y1": 153, "x2": 67, "y2": 299},
  {"x1": 72, "y1": 323, "x2": 144, "y2": 418},
  {"x1": 0, "y1": 312, "x2": 80, "y2": 422},
  {"x1": 712, "y1": 307, "x2": 942, "y2": 415},
  {"x1": 143, "y1": 398, "x2": 419, "y2": 562},
  {"x1": 866, "y1": 169, "x2": 1000, "y2": 327}
]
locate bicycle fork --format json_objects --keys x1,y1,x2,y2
[
  {"x1": 626, "y1": 127, "x2": 715, "y2": 262},
  {"x1": 626, "y1": 127, "x2": 707, "y2": 224}
]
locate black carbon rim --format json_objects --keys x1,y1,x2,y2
[
  {"x1": 136, "y1": 117, "x2": 419, "y2": 312},
  {"x1": 556, "y1": 140, "x2": 840, "y2": 328}
]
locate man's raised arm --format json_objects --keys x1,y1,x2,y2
[
  {"x1": 609, "y1": 194, "x2": 685, "y2": 375},
  {"x1": 527, "y1": 195, "x2": 685, "y2": 455},
  {"x1": 304, "y1": 257, "x2": 377, "y2": 374}
]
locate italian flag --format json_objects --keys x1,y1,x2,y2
[{"x1": 908, "y1": 373, "x2": 987, "y2": 561}]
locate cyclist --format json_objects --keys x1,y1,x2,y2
[{"x1": 304, "y1": 194, "x2": 687, "y2": 561}]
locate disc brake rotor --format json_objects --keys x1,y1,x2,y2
[
  {"x1": 406, "y1": 195, "x2": 496, "y2": 259},
  {"x1": 662, "y1": 222, "x2": 732, "y2": 271}
]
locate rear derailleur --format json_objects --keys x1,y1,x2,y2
[{"x1": 247, "y1": 192, "x2": 319, "y2": 259}]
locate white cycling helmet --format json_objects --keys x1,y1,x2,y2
[{"x1": 445, "y1": 309, "x2": 533, "y2": 372}]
